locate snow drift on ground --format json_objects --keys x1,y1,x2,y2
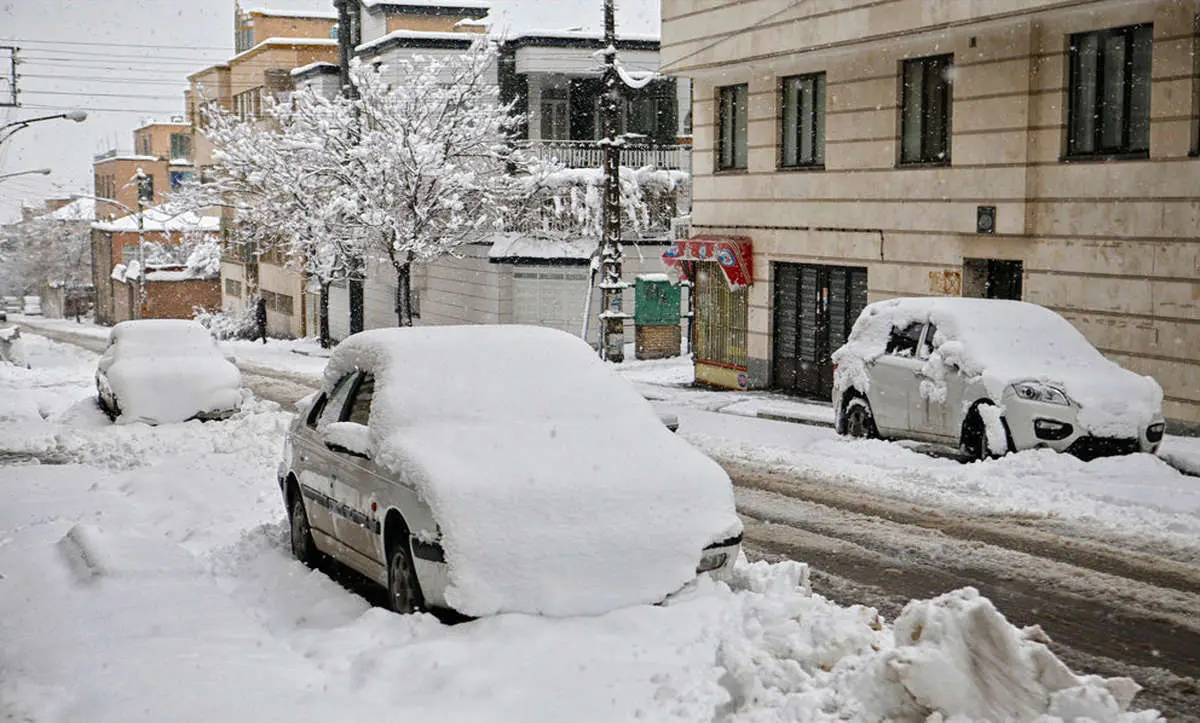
[
  {"x1": 831, "y1": 298, "x2": 1163, "y2": 438},
  {"x1": 322, "y1": 325, "x2": 742, "y2": 616},
  {"x1": 0, "y1": 332, "x2": 1164, "y2": 721}
]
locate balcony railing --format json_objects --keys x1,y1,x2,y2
[{"x1": 515, "y1": 140, "x2": 692, "y2": 172}]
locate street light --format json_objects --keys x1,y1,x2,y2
[
  {"x1": 0, "y1": 110, "x2": 88, "y2": 145},
  {"x1": 71, "y1": 187, "x2": 147, "y2": 320},
  {"x1": 0, "y1": 168, "x2": 51, "y2": 183}
]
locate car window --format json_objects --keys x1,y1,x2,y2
[
  {"x1": 344, "y1": 374, "x2": 374, "y2": 427},
  {"x1": 305, "y1": 393, "x2": 328, "y2": 429},
  {"x1": 317, "y1": 373, "x2": 358, "y2": 430},
  {"x1": 918, "y1": 323, "x2": 937, "y2": 360},
  {"x1": 885, "y1": 323, "x2": 924, "y2": 357}
]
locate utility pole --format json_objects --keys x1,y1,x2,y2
[
  {"x1": 598, "y1": 0, "x2": 625, "y2": 362},
  {"x1": 334, "y1": 0, "x2": 365, "y2": 335},
  {"x1": 134, "y1": 168, "x2": 151, "y2": 320}
]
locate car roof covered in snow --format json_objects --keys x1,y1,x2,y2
[{"x1": 110, "y1": 319, "x2": 216, "y2": 348}]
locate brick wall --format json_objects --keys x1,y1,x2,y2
[{"x1": 635, "y1": 324, "x2": 681, "y2": 360}]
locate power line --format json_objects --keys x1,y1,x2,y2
[
  {"x1": 658, "y1": 0, "x2": 812, "y2": 74},
  {"x1": 6, "y1": 37, "x2": 235, "y2": 52},
  {"x1": 20, "y1": 102, "x2": 187, "y2": 114},
  {"x1": 20, "y1": 53, "x2": 224, "y2": 66},
  {"x1": 22, "y1": 89, "x2": 186, "y2": 101}
]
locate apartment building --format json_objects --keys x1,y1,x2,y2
[
  {"x1": 189, "y1": 1, "x2": 339, "y2": 339},
  {"x1": 662, "y1": 0, "x2": 1200, "y2": 427}
]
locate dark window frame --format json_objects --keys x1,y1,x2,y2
[
  {"x1": 716, "y1": 83, "x2": 749, "y2": 172},
  {"x1": 778, "y1": 72, "x2": 826, "y2": 169},
  {"x1": 899, "y1": 54, "x2": 953, "y2": 167},
  {"x1": 1065, "y1": 23, "x2": 1153, "y2": 160}
]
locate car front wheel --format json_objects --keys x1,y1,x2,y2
[
  {"x1": 289, "y1": 494, "x2": 319, "y2": 568},
  {"x1": 961, "y1": 404, "x2": 1011, "y2": 461},
  {"x1": 386, "y1": 540, "x2": 425, "y2": 614}
]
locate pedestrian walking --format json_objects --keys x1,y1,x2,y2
[{"x1": 255, "y1": 296, "x2": 268, "y2": 344}]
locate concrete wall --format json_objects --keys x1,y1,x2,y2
[
  {"x1": 665, "y1": 0, "x2": 1200, "y2": 424},
  {"x1": 257, "y1": 260, "x2": 306, "y2": 338}
]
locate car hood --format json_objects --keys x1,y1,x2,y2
[
  {"x1": 105, "y1": 356, "x2": 241, "y2": 424},
  {"x1": 373, "y1": 419, "x2": 742, "y2": 617}
]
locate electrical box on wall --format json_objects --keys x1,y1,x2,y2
[{"x1": 976, "y1": 205, "x2": 996, "y2": 234}]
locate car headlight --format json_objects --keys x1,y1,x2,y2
[{"x1": 1012, "y1": 381, "x2": 1070, "y2": 406}]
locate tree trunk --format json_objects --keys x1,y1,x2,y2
[
  {"x1": 319, "y1": 280, "x2": 331, "y2": 348},
  {"x1": 395, "y1": 261, "x2": 413, "y2": 327}
]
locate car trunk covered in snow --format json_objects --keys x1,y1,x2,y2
[
  {"x1": 832, "y1": 298, "x2": 1162, "y2": 439},
  {"x1": 323, "y1": 326, "x2": 742, "y2": 617}
]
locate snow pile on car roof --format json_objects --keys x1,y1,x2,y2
[
  {"x1": 832, "y1": 298, "x2": 1162, "y2": 437},
  {"x1": 323, "y1": 325, "x2": 742, "y2": 617},
  {"x1": 104, "y1": 320, "x2": 241, "y2": 425}
]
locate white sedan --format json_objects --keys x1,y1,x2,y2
[
  {"x1": 97, "y1": 319, "x2": 241, "y2": 424},
  {"x1": 831, "y1": 298, "x2": 1166, "y2": 460}
]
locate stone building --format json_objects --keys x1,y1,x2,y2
[{"x1": 662, "y1": 0, "x2": 1200, "y2": 427}]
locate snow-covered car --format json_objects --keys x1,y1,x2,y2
[
  {"x1": 96, "y1": 319, "x2": 242, "y2": 424},
  {"x1": 3, "y1": 296, "x2": 20, "y2": 315},
  {"x1": 22, "y1": 296, "x2": 42, "y2": 315},
  {"x1": 277, "y1": 325, "x2": 742, "y2": 618},
  {"x1": 831, "y1": 298, "x2": 1165, "y2": 461}
]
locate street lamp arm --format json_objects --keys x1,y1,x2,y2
[
  {"x1": 0, "y1": 168, "x2": 52, "y2": 183},
  {"x1": 0, "y1": 110, "x2": 88, "y2": 146},
  {"x1": 70, "y1": 193, "x2": 135, "y2": 216}
]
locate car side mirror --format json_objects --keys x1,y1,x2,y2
[{"x1": 322, "y1": 421, "x2": 371, "y2": 459}]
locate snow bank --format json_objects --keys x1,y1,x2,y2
[
  {"x1": 832, "y1": 299, "x2": 1162, "y2": 438},
  {"x1": 324, "y1": 325, "x2": 742, "y2": 616}
]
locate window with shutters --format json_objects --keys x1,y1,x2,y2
[
  {"x1": 716, "y1": 84, "x2": 749, "y2": 171},
  {"x1": 1067, "y1": 24, "x2": 1152, "y2": 158},
  {"x1": 900, "y1": 55, "x2": 952, "y2": 165},
  {"x1": 780, "y1": 73, "x2": 825, "y2": 168}
]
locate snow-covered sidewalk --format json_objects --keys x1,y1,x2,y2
[{"x1": 0, "y1": 331, "x2": 1167, "y2": 722}]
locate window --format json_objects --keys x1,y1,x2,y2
[
  {"x1": 780, "y1": 73, "x2": 826, "y2": 168},
  {"x1": 170, "y1": 133, "x2": 192, "y2": 161},
  {"x1": 540, "y1": 87, "x2": 569, "y2": 140},
  {"x1": 885, "y1": 323, "x2": 924, "y2": 357},
  {"x1": 169, "y1": 171, "x2": 195, "y2": 190},
  {"x1": 918, "y1": 323, "x2": 937, "y2": 360},
  {"x1": 1068, "y1": 24, "x2": 1152, "y2": 157},
  {"x1": 234, "y1": 88, "x2": 263, "y2": 121},
  {"x1": 317, "y1": 373, "x2": 358, "y2": 430},
  {"x1": 224, "y1": 278, "x2": 242, "y2": 297},
  {"x1": 305, "y1": 392, "x2": 327, "y2": 429},
  {"x1": 717, "y1": 84, "x2": 749, "y2": 170},
  {"x1": 900, "y1": 55, "x2": 953, "y2": 165},
  {"x1": 345, "y1": 374, "x2": 374, "y2": 426}
]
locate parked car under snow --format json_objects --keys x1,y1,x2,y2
[
  {"x1": 277, "y1": 325, "x2": 743, "y2": 618},
  {"x1": 831, "y1": 298, "x2": 1165, "y2": 461},
  {"x1": 96, "y1": 319, "x2": 241, "y2": 424}
]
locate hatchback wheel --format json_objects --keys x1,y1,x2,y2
[
  {"x1": 962, "y1": 404, "x2": 1010, "y2": 461},
  {"x1": 842, "y1": 397, "x2": 877, "y2": 439},
  {"x1": 290, "y1": 494, "x2": 319, "y2": 568},
  {"x1": 386, "y1": 541, "x2": 425, "y2": 614}
]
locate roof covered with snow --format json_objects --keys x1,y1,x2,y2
[
  {"x1": 487, "y1": 232, "x2": 594, "y2": 261},
  {"x1": 92, "y1": 208, "x2": 220, "y2": 234},
  {"x1": 484, "y1": 0, "x2": 658, "y2": 38},
  {"x1": 41, "y1": 198, "x2": 95, "y2": 222}
]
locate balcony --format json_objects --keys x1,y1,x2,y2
[{"x1": 516, "y1": 140, "x2": 691, "y2": 172}]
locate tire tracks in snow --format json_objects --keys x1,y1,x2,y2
[{"x1": 726, "y1": 464, "x2": 1200, "y2": 720}]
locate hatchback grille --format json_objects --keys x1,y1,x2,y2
[{"x1": 1066, "y1": 436, "x2": 1140, "y2": 461}]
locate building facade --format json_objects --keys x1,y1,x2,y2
[
  {"x1": 662, "y1": 0, "x2": 1200, "y2": 427},
  {"x1": 190, "y1": 2, "x2": 340, "y2": 339}
]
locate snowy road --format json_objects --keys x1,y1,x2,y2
[{"x1": 5, "y1": 325, "x2": 1197, "y2": 720}]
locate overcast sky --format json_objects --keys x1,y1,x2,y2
[{"x1": 0, "y1": 0, "x2": 660, "y2": 224}]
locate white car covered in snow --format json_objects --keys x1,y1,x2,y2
[
  {"x1": 277, "y1": 325, "x2": 743, "y2": 618},
  {"x1": 97, "y1": 319, "x2": 241, "y2": 424},
  {"x1": 831, "y1": 298, "x2": 1165, "y2": 460}
]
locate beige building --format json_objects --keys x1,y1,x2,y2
[
  {"x1": 662, "y1": 0, "x2": 1200, "y2": 427},
  {"x1": 187, "y1": 2, "x2": 339, "y2": 339}
]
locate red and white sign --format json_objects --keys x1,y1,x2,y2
[{"x1": 662, "y1": 235, "x2": 754, "y2": 289}]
